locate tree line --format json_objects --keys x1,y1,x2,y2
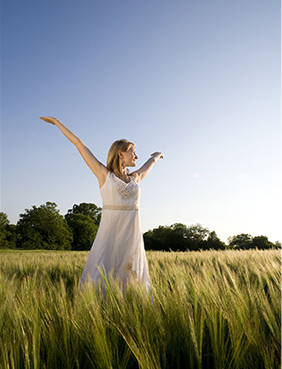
[{"x1": 0, "y1": 202, "x2": 280, "y2": 251}]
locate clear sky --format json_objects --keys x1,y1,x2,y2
[{"x1": 1, "y1": 0, "x2": 281, "y2": 243}]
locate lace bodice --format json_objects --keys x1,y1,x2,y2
[{"x1": 100, "y1": 171, "x2": 140, "y2": 207}]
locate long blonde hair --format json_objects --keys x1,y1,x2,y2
[{"x1": 107, "y1": 139, "x2": 135, "y2": 174}]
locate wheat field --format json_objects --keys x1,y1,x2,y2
[{"x1": 0, "y1": 249, "x2": 280, "y2": 369}]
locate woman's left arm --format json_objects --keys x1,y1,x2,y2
[{"x1": 131, "y1": 152, "x2": 163, "y2": 182}]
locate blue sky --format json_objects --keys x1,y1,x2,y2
[{"x1": 1, "y1": 0, "x2": 281, "y2": 243}]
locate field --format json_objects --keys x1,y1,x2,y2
[{"x1": 0, "y1": 249, "x2": 280, "y2": 369}]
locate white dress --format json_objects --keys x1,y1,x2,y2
[{"x1": 80, "y1": 171, "x2": 151, "y2": 292}]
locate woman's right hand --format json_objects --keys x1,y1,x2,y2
[
  {"x1": 39, "y1": 116, "x2": 108, "y2": 187},
  {"x1": 40, "y1": 116, "x2": 60, "y2": 125}
]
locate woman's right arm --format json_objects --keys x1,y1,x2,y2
[{"x1": 40, "y1": 117, "x2": 108, "y2": 187}]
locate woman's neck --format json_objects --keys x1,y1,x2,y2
[
  {"x1": 114, "y1": 168, "x2": 130, "y2": 182},
  {"x1": 117, "y1": 163, "x2": 129, "y2": 177}
]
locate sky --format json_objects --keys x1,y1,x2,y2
[{"x1": 1, "y1": 0, "x2": 281, "y2": 243}]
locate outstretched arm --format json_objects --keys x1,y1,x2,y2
[
  {"x1": 40, "y1": 117, "x2": 108, "y2": 187},
  {"x1": 131, "y1": 152, "x2": 163, "y2": 182}
]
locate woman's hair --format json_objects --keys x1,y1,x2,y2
[{"x1": 107, "y1": 139, "x2": 135, "y2": 174}]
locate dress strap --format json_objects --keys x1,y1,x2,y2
[{"x1": 103, "y1": 205, "x2": 138, "y2": 211}]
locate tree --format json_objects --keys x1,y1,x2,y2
[
  {"x1": 6, "y1": 224, "x2": 18, "y2": 249},
  {"x1": 274, "y1": 241, "x2": 282, "y2": 249},
  {"x1": 144, "y1": 223, "x2": 220, "y2": 252},
  {"x1": 228, "y1": 234, "x2": 253, "y2": 250},
  {"x1": 184, "y1": 223, "x2": 210, "y2": 250},
  {"x1": 143, "y1": 229, "x2": 155, "y2": 251},
  {"x1": 17, "y1": 202, "x2": 72, "y2": 250},
  {"x1": 201, "y1": 231, "x2": 226, "y2": 250},
  {"x1": 66, "y1": 203, "x2": 102, "y2": 226},
  {"x1": 252, "y1": 236, "x2": 274, "y2": 250},
  {"x1": 0, "y1": 212, "x2": 10, "y2": 248},
  {"x1": 144, "y1": 226, "x2": 172, "y2": 251},
  {"x1": 65, "y1": 213, "x2": 98, "y2": 250},
  {"x1": 167, "y1": 223, "x2": 189, "y2": 251}
]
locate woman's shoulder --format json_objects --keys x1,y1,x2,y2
[{"x1": 129, "y1": 172, "x2": 140, "y2": 183}]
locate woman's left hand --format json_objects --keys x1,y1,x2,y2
[{"x1": 151, "y1": 152, "x2": 164, "y2": 160}]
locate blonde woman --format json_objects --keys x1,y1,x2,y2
[{"x1": 40, "y1": 117, "x2": 163, "y2": 291}]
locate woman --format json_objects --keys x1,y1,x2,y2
[{"x1": 40, "y1": 117, "x2": 163, "y2": 292}]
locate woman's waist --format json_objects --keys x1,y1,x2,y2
[{"x1": 102, "y1": 204, "x2": 139, "y2": 211}]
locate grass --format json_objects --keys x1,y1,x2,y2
[{"x1": 0, "y1": 249, "x2": 280, "y2": 369}]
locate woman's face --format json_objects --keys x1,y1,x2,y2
[{"x1": 121, "y1": 145, "x2": 138, "y2": 167}]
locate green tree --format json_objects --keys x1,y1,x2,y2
[
  {"x1": 17, "y1": 202, "x2": 72, "y2": 250},
  {"x1": 144, "y1": 223, "x2": 218, "y2": 251},
  {"x1": 66, "y1": 203, "x2": 102, "y2": 226},
  {"x1": 166, "y1": 223, "x2": 189, "y2": 251},
  {"x1": 65, "y1": 213, "x2": 98, "y2": 250},
  {"x1": 0, "y1": 212, "x2": 10, "y2": 248},
  {"x1": 184, "y1": 223, "x2": 210, "y2": 250},
  {"x1": 274, "y1": 241, "x2": 282, "y2": 249},
  {"x1": 252, "y1": 236, "x2": 274, "y2": 250},
  {"x1": 144, "y1": 226, "x2": 172, "y2": 251},
  {"x1": 228, "y1": 234, "x2": 253, "y2": 250},
  {"x1": 6, "y1": 224, "x2": 18, "y2": 249},
  {"x1": 201, "y1": 231, "x2": 226, "y2": 250}
]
